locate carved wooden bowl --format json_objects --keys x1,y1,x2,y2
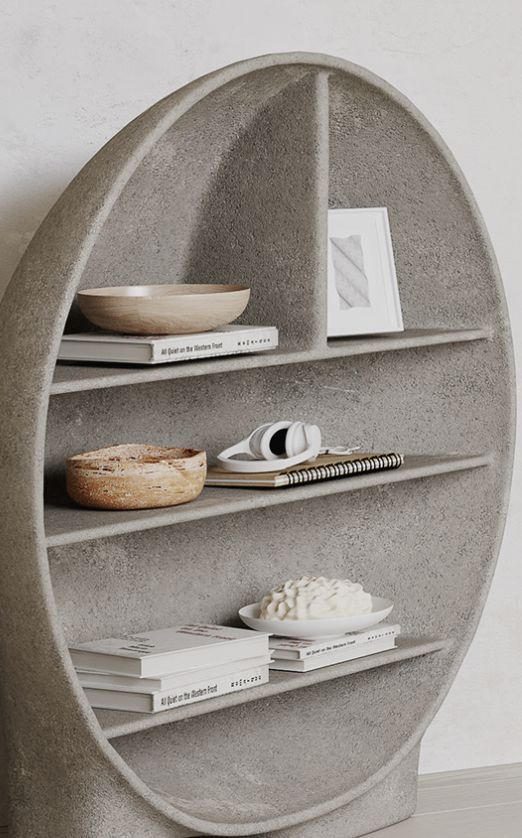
[
  {"x1": 77, "y1": 284, "x2": 251, "y2": 335},
  {"x1": 66, "y1": 444, "x2": 207, "y2": 510}
]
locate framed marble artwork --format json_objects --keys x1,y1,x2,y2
[{"x1": 327, "y1": 208, "x2": 404, "y2": 337}]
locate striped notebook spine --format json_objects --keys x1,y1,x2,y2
[{"x1": 280, "y1": 453, "x2": 404, "y2": 487}]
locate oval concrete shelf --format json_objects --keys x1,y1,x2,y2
[
  {"x1": 51, "y1": 327, "x2": 490, "y2": 395},
  {"x1": 45, "y1": 452, "x2": 491, "y2": 547},
  {"x1": 0, "y1": 53, "x2": 515, "y2": 838}
]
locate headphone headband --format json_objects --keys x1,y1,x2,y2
[{"x1": 216, "y1": 421, "x2": 321, "y2": 473}]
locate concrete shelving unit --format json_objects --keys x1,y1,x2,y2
[{"x1": 0, "y1": 53, "x2": 514, "y2": 837}]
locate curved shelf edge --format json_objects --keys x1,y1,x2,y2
[
  {"x1": 45, "y1": 452, "x2": 492, "y2": 548},
  {"x1": 50, "y1": 327, "x2": 491, "y2": 395},
  {"x1": 96, "y1": 635, "x2": 450, "y2": 740}
]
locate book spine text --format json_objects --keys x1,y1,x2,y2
[
  {"x1": 152, "y1": 330, "x2": 278, "y2": 362},
  {"x1": 272, "y1": 626, "x2": 399, "y2": 660},
  {"x1": 151, "y1": 665, "x2": 268, "y2": 712}
]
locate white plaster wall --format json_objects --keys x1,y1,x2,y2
[{"x1": 0, "y1": 0, "x2": 520, "y2": 774}]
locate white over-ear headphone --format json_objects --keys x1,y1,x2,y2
[{"x1": 216, "y1": 421, "x2": 322, "y2": 473}]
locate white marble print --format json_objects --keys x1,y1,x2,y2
[{"x1": 330, "y1": 234, "x2": 370, "y2": 309}]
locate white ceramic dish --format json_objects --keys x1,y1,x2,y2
[
  {"x1": 77, "y1": 284, "x2": 251, "y2": 335},
  {"x1": 238, "y1": 596, "x2": 393, "y2": 639}
]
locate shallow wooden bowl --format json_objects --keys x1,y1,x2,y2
[
  {"x1": 77, "y1": 284, "x2": 251, "y2": 335},
  {"x1": 66, "y1": 444, "x2": 207, "y2": 510}
]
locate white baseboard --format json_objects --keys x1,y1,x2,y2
[
  {"x1": 420, "y1": 761, "x2": 522, "y2": 786},
  {"x1": 418, "y1": 762, "x2": 522, "y2": 814}
]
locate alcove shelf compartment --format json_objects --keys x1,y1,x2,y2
[
  {"x1": 44, "y1": 452, "x2": 491, "y2": 547},
  {"x1": 96, "y1": 636, "x2": 450, "y2": 740},
  {"x1": 51, "y1": 326, "x2": 490, "y2": 395},
  {"x1": 0, "y1": 53, "x2": 514, "y2": 838}
]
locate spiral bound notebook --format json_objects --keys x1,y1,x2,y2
[{"x1": 205, "y1": 452, "x2": 404, "y2": 489}]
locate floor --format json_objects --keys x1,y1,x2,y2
[{"x1": 373, "y1": 763, "x2": 522, "y2": 837}]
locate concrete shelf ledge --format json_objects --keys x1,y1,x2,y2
[
  {"x1": 44, "y1": 453, "x2": 491, "y2": 547},
  {"x1": 50, "y1": 327, "x2": 490, "y2": 395},
  {"x1": 97, "y1": 636, "x2": 450, "y2": 740}
]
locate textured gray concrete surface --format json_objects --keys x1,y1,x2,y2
[
  {"x1": 43, "y1": 454, "x2": 489, "y2": 548},
  {"x1": 50, "y1": 327, "x2": 489, "y2": 396},
  {"x1": 95, "y1": 639, "x2": 449, "y2": 739},
  {"x1": 0, "y1": 53, "x2": 515, "y2": 837}
]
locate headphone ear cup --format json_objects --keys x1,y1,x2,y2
[
  {"x1": 286, "y1": 422, "x2": 322, "y2": 457},
  {"x1": 248, "y1": 423, "x2": 272, "y2": 458},
  {"x1": 304, "y1": 423, "x2": 322, "y2": 457},
  {"x1": 285, "y1": 422, "x2": 307, "y2": 456},
  {"x1": 260, "y1": 420, "x2": 292, "y2": 460}
]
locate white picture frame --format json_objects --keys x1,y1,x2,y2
[{"x1": 327, "y1": 207, "x2": 404, "y2": 337}]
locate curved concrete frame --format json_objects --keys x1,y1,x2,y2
[{"x1": 0, "y1": 53, "x2": 515, "y2": 837}]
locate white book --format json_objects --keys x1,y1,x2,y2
[
  {"x1": 76, "y1": 655, "x2": 272, "y2": 692},
  {"x1": 69, "y1": 624, "x2": 270, "y2": 678},
  {"x1": 269, "y1": 636, "x2": 397, "y2": 672},
  {"x1": 269, "y1": 623, "x2": 400, "y2": 660},
  {"x1": 58, "y1": 325, "x2": 278, "y2": 365},
  {"x1": 84, "y1": 664, "x2": 269, "y2": 713}
]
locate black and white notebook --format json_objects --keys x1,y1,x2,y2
[{"x1": 205, "y1": 452, "x2": 404, "y2": 489}]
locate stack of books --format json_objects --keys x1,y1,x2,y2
[
  {"x1": 58, "y1": 325, "x2": 279, "y2": 365},
  {"x1": 268, "y1": 624, "x2": 400, "y2": 672},
  {"x1": 69, "y1": 624, "x2": 271, "y2": 713}
]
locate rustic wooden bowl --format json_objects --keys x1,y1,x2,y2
[
  {"x1": 77, "y1": 284, "x2": 251, "y2": 335},
  {"x1": 66, "y1": 444, "x2": 207, "y2": 510}
]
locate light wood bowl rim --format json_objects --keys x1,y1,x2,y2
[
  {"x1": 67, "y1": 444, "x2": 206, "y2": 467},
  {"x1": 78, "y1": 284, "x2": 250, "y2": 301}
]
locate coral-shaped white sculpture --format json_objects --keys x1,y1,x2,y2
[{"x1": 259, "y1": 575, "x2": 372, "y2": 620}]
